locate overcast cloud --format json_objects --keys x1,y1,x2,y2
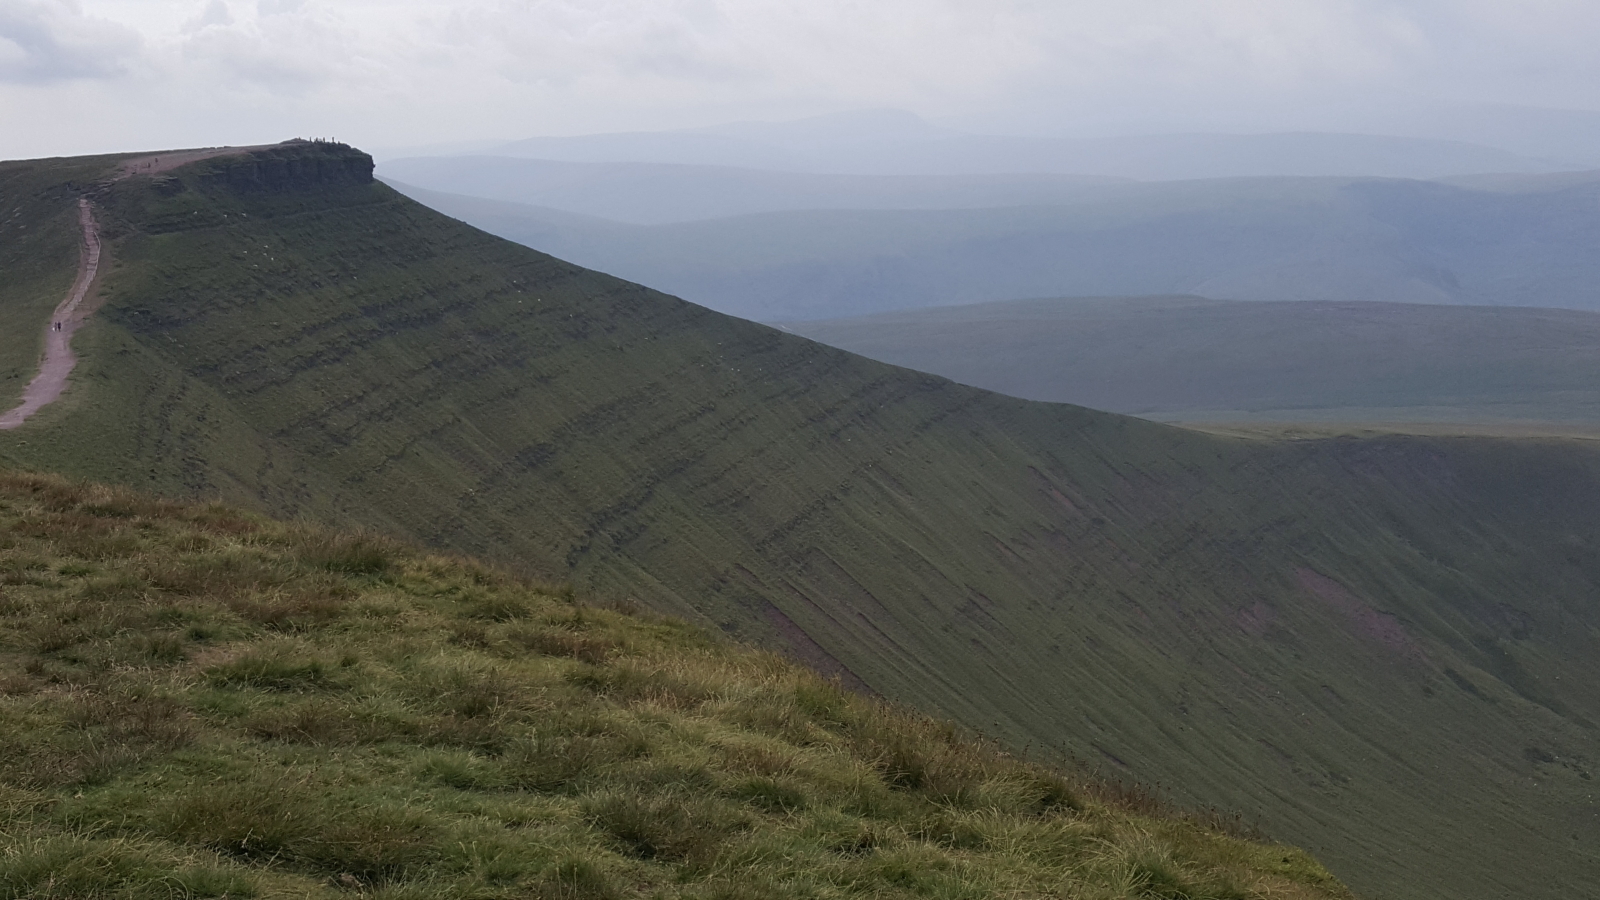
[{"x1": 3, "y1": 0, "x2": 1600, "y2": 160}]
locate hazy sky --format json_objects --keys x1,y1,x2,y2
[{"x1": 4, "y1": 0, "x2": 1600, "y2": 159}]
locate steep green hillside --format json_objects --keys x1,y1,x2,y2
[
  {"x1": 0, "y1": 471, "x2": 1350, "y2": 899},
  {"x1": 1, "y1": 144, "x2": 1598, "y2": 899},
  {"x1": 781, "y1": 295, "x2": 1600, "y2": 426}
]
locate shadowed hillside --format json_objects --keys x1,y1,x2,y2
[
  {"x1": 1, "y1": 143, "x2": 1598, "y2": 899},
  {"x1": 781, "y1": 295, "x2": 1600, "y2": 427}
]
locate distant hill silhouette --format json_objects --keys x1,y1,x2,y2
[
  {"x1": 485, "y1": 110, "x2": 1571, "y2": 179},
  {"x1": 782, "y1": 295, "x2": 1600, "y2": 427},
  {"x1": 389, "y1": 172, "x2": 1600, "y2": 321}
]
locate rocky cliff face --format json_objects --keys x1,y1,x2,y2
[{"x1": 201, "y1": 142, "x2": 374, "y2": 193}]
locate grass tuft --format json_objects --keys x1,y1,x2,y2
[
  {"x1": 302, "y1": 533, "x2": 394, "y2": 576},
  {"x1": 206, "y1": 651, "x2": 332, "y2": 692},
  {"x1": 585, "y1": 793, "x2": 748, "y2": 863},
  {"x1": 727, "y1": 776, "x2": 808, "y2": 814},
  {"x1": 0, "y1": 835, "x2": 253, "y2": 900},
  {"x1": 532, "y1": 857, "x2": 619, "y2": 900}
]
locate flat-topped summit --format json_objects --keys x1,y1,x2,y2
[
  {"x1": 115, "y1": 140, "x2": 374, "y2": 195},
  {"x1": 199, "y1": 140, "x2": 374, "y2": 192}
]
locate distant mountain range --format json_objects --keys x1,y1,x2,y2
[
  {"x1": 377, "y1": 157, "x2": 1127, "y2": 225},
  {"x1": 387, "y1": 170, "x2": 1600, "y2": 321},
  {"x1": 377, "y1": 109, "x2": 1600, "y2": 322},
  {"x1": 468, "y1": 109, "x2": 1577, "y2": 180}
]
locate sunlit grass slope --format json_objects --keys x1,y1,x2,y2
[
  {"x1": 1, "y1": 144, "x2": 1598, "y2": 899},
  {"x1": 0, "y1": 471, "x2": 1350, "y2": 900}
]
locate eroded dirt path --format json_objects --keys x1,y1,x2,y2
[
  {"x1": 0, "y1": 143, "x2": 285, "y2": 430},
  {"x1": 0, "y1": 199, "x2": 103, "y2": 430},
  {"x1": 114, "y1": 144, "x2": 273, "y2": 181}
]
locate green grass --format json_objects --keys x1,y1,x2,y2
[
  {"x1": 0, "y1": 470, "x2": 1349, "y2": 900},
  {"x1": 1, "y1": 145, "x2": 1599, "y2": 899}
]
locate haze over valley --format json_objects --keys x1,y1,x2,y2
[
  {"x1": 781, "y1": 296, "x2": 1600, "y2": 429},
  {"x1": 380, "y1": 148, "x2": 1600, "y2": 322}
]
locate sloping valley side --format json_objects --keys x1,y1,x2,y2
[
  {"x1": 0, "y1": 472, "x2": 1354, "y2": 900},
  {"x1": 0, "y1": 145, "x2": 1597, "y2": 900}
]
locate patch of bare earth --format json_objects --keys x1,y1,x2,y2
[
  {"x1": 113, "y1": 144, "x2": 276, "y2": 181},
  {"x1": 1, "y1": 143, "x2": 298, "y2": 429},
  {"x1": 1296, "y1": 567, "x2": 1428, "y2": 662}
]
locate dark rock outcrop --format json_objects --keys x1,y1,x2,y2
[{"x1": 203, "y1": 141, "x2": 374, "y2": 193}]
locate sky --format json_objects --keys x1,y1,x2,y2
[{"x1": 4, "y1": 0, "x2": 1600, "y2": 160}]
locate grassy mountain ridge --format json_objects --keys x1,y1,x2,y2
[
  {"x1": 1, "y1": 144, "x2": 1598, "y2": 898},
  {"x1": 0, "y1": 470, "x2": 1351, "y2": 899},
  {"x1": 780, "y1": 295, "x2": 1600, "y2": 426}
]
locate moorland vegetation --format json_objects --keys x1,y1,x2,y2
[
  {"x1": 0, "y1": 143, "x2": 1597, "y2": 900},
  {"x1": 0, "y1": 472, "x2": 1349, "y2": 900}
]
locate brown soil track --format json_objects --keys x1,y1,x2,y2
[
  {"x1": 0, "y1": 199, "x2": 103, "y2": 430},
  {"x1": 1, "y1": 143, "x2": 282, "y2": 430},
  {"x1": 113, "y1": 144, "x2": 273, "y2": 181}
]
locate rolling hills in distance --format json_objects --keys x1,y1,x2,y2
[
  {"x1": 0, "y1": 472, "x2": 1352, "y2": 899},
  {"x1": 466, "y1": 108, "x2": 1581, "y2": 180},
  {"x1": 377, "y1": 156, "x2": 1129, "y2": 225},
  {"x1": 779, "y1": 295, "x2": 1600, "y2": 428},
  {"x1": 2, "y1": 143, "x2": 1599, "y2": 899},
  {"x1": 381, "y1": 168, "x2": 1600, "y2": 322}
]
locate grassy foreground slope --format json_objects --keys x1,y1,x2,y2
[
  {"x1": 1, "y1": 144, "x2": 1598, "y2": 899},
  {"x1": 781, "y1": 295, "x2": 1600, "y2": 426},
  {"x1": 0, "y1": 471, "x2": 1350, "y2": 899}
]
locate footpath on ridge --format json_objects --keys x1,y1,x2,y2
[
  {"x1": 0, "y1": 198, "x2": 102, "y2": 431},
  {"x1": 0, "y1": 145, "x2": 271, "y2": 431}
]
